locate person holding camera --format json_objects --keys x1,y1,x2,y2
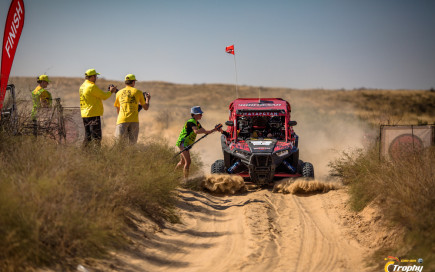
[
  {"x1": 79, "y1": 68, "x2": 117, "y2": 147},
  {"x1": 114, "y1": 74, "x2": 150, "y2": 144}
]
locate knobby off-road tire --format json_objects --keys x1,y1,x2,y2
[
  {"x1": 302, "y1": 162, "x2": 315, "y2": 179},
  {"x1": 211, "y1": 159, "x2": 226, "y2": 174}
]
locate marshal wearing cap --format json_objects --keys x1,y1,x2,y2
[
  {"x1": 85, "y1": 68, "x2": 100, "y2": 76},
  {"x1": 125, "y1": 74, "x2": 137, "y2": 81},
  {"x1": 37, "y1": 74, "x2": 50, "y2": 82}
]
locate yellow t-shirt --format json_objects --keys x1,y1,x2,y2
[
  {"x1": 79, "y1": 80, "x2": 112, "y2": 117},
  {"x1": 114, "y1": 86, "x2": 146, "y2": 124}
]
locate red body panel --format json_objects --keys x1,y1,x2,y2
[{"x1": 220, "y1": 98, "x2": 304, "y2": 183}]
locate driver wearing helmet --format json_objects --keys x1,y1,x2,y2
[{"x1": 251, "y1": 116, "x2": 267, "y2": 138}]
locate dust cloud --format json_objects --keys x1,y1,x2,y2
[
  {"x1": 138, "y1": 94, "x2": 372, "y2": 180},
  {"x1": 291, "y1": 104, "x2": 372, "y2": 179},
  {"x1": 272, "y1": 179, "x2": 342, "y2": 194},
  {"x1": 203, "y1": 174, "x2": 246, "y2": 194},
  {"x1": 186, "y1": 174, "x2": 342, "y2": 196},
  {"x1": 183, "y1": 174, "x2": 246, "y2": 194}
]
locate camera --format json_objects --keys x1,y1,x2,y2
[{"x1": 108, "y1": 84, "x2": 119, "y2": 93}]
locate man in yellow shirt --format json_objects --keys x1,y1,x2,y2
[
  {"x1": 79, "y1": 68, "x2": 117, "y2": 147},
  {"x1": 114, "y1": 74, "x2": 150, "y2": 144}
]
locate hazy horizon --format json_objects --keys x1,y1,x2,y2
[{"x1": 1, "y1": 0, "x2": 435, "y2": 90}]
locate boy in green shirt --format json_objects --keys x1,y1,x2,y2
[{"x1": 176, "y1": 106, "x2": 218, "y2": 178}]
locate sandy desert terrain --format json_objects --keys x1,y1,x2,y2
[{"x1": 8, "y1": 77, "x2": 407, "y2": 271}]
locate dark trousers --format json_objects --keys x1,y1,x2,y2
[{"x1": 82, "y1": 116, "x2": 102, "y2": 147}]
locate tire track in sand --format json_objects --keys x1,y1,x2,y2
[
  {"x1": 291, "y1": 194, "x2": 339, "y2": 272},
  {"x1": 237, "y1": 192, "x2": 283, "y2": 271},
  {"x1": 241, "y1": 190, "x2": 367, "y2": 272},
  {"x1": 289, "y1": 192, "x2": 368, "y2": 272},
  {"x1": 107, "y1": 189, "x2": 369, "y2": 272}
]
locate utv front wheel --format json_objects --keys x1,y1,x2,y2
[
  {"x1": 302, "y1": 162, "x2": 314, "y2": 179},
  {"x1": 211, "y1": 160, "x2": 225, "y2": 174}
]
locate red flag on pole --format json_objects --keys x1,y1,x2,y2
[
  {"x1": 226, "y1": 44, "x2": 235, "y2": 55},
  {"x1": 0, "y1": 0, "x2": 25, "y2": 111}
]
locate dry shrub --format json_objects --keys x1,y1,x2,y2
[
  {"x1": 374, "y1": 148, "x2": 435, "y2": 264},
  {"x1": 0, "y1": 133, "x2": 183, "y2": 271},
  {"x1": 330, "y1": 145, "x2": 435, "y2": 267},
  {"x1": 329, "y1": 146, "x2": 382, "y2": 211},
  {"x1": 273, "y1": 179, "x2": 342, "y2": 194}
]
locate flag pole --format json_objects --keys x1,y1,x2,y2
[
  {"x1": 233, "y1": 54, "x2": 239, "y2": 98},
  {"x1": 226, "y1": 44, "x2": 239, "y2": 98}
]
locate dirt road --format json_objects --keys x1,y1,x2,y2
[{"x1": 107, "y1": 187, "x2": 372, "y2": 272}]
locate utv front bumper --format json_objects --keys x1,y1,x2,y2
[
  {"x1": 248, "y1": 154, "x2": 275, "y2": 184},
  {"x1": 222, "y1": 137, "x2": 301, "y2": 185}
]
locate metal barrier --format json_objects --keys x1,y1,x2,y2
[{"x1": 0, "y1": 85, "x2": 84, "y2": 144}]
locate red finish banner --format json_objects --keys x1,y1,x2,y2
[{"x1": 0, "y1": 0, "x2": 25, "y2": 111}]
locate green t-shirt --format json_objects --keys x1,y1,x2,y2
[{"x1": 176, "y1": 118, "x2": 202, "y2": 147}]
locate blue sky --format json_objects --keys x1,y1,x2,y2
[{"x1": 1, "y1": 0, "x2": 434, "y2": 89}]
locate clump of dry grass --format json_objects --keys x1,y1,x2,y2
[
  {"x1": 330, "y1": 145, "x2": 435, "y2": 267},
  {"x1": 329, "y1": 146, "x2": 381, "y2": 210},
  {"x1": 0, "y1": 133, "x2": 185, "y2": 271}
]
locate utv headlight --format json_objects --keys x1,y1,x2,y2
[{"x1": 276, "y1": 150, "x2": 289, "y2": 157}]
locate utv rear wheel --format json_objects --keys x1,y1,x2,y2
[
  {"x1": 302, "y1": 162, "x2": 314, "y2": 179},
  {"x1": 211, "y1": 160, "x2": 225, "y2": 174}
]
